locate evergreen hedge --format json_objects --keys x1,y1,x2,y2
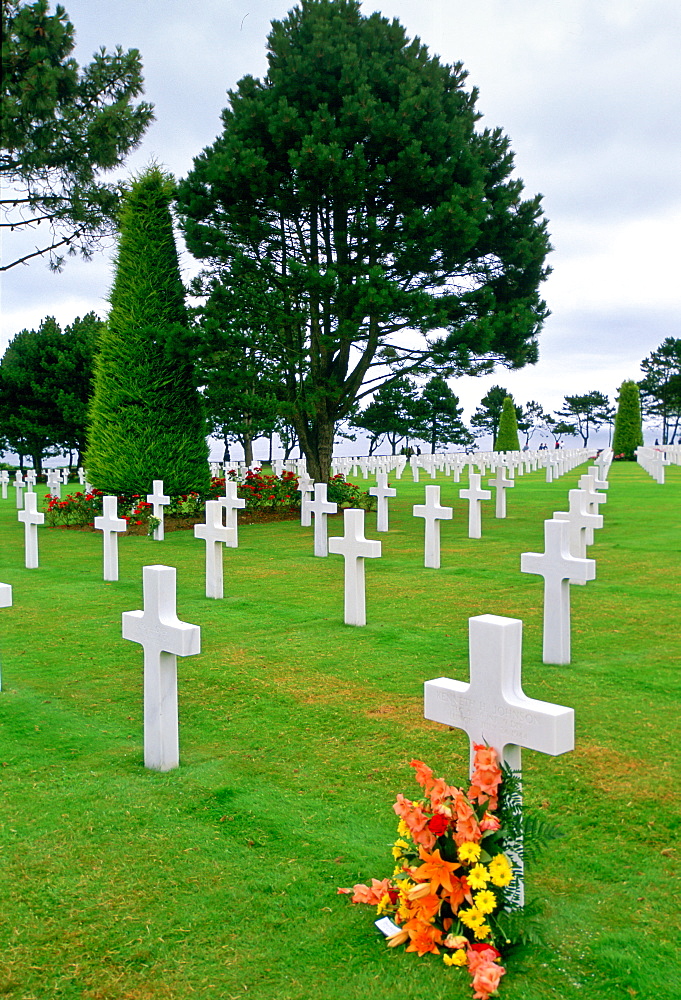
[
  {"x1": 494, "y1": 395, "x2": 521, "y2": 451},
  {"x1": 86, "y1": 167, "x2": 209, "y2": 495},
  {"x1": 612, "y1": 379, "x2": 644, "y2": 460}
]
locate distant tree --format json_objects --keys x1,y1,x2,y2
[
  {"x1": 177, "y1": 0, "x2": 551, "y2": 482},
  {"x1": 495, "y1": 395, "x2": 521, "y2": 451},
  {"x1": 1, "y1": 0, "x2": 154, "y2": 271},
  {"x1": 555, "y1": 391, "x2": 613, "y2": 447},
  {"x1": 516, "y1": 399, "x2": 546, "y2": 447},
  {"x1": 353, "y1": 377, "x2": 420, "y2": 455},
  {"x1": 470, "y1": 386, "x2": 509, "y2": 444},
  {"x1": 412, "y1": 376, "x2": 473, "y2": 454},
  {"x1": 0, "y1": 312, "x2": 101, "y2": 471},
  {"x1": 543, "y1": 415, "x2": 577, "y2": 447},
  {"x1": 86, "y1": 167, "x2": 209, "y2": 495},
  {"x1": 611, "y1": 380, "x2": 644, "y2": 459},
  {"x1": 638, "y1": 338, "x2": 681, "y2": 445}
]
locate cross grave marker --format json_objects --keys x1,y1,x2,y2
[
  {"x1": 413, "y1": 485, "x2": 453, "y2": 568},
  {"x1": 219, "y1": 480, "x2": 245, "y2": 547},
  {"x1": 488, "y1": 465, "x2": 515, "y2": 519},
  {"x1": 194, "y1": 500, "x2": 235, "y2": 598},
  {"x1": 369, "y1": 471, "x2": 396, "y2": 532},
  {"x1": 122, "y1": 565, "x2": 201, "y2": 771},
  {"x1": 459, "y1": 472, "x2": 491, "y2": 539},
  {"x1": 424, "y1": 614, "x2": 575, "y2": 905},
  {"x1": 94, "y1": 495, "x2": 127, "y2": 581},
  {"x1": 328, "y1": 508, "x2": 381, "y2": 625},
  {"x1": 520, "y1": 518, "x2": 596, "y2": 664},
  {"x1": 308, "y1": 483, "x2": 337, "y2": 557},
  {"x1": 147, "y1": 480, "x2": 170, "y2": 541},
  {"x1": 18, "y1": 491, "x2": 44, "y2": 569}
]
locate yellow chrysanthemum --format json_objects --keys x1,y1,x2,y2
[
  {"x1": 467, "y1": 864, "x2": 489, "y2": 890},
  {"x1": 443, "y1": 949, "x2": 468, "y2": 967},
  {"x1": 458, "y1": 906, "x2": 485, "y2": 929},
  {"x1": 393, "y1": 865, "x2": 405, "y2": 877},
  {"x1": 397, "y1": 819, "x2": 411, "y2": 839},
  {"x1": 391, "y1": 838, "x2": 411, "y2": 859},
  {"x1": 488, "y1": 854, "x2": 513, "y2": 888},
  {"x1": 473, "y1": 922, "x2": 492, "y2": 940},
  {"x1": 458, "y1": 841, "x2": 482, "y2": 864},
  {"x1": 473, "y1": 889, "x2": 497, "y2": 915},
  {"x1": 376, "y1": 893, "x2": 392, "y2": 915}
]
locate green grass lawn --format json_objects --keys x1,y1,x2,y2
[{"x1": 1, "y1": 462, "x2": 679, "y2": 1000}]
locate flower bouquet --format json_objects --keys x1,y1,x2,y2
[{"x1": 339, "y1": 746, "x2": 524, "y2": 999}]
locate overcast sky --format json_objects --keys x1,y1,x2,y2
[{"x1": 2, "y1": 0, "x2": 680, "y2": 451}]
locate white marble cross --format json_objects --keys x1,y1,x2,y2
[
  {"x1": 46, "y1": 469, "x2": 61, "y2": 499},
  {"x1": 0, "y1": 583, "x2": 11, "y2": 607},
  {"x1": 0, "y1": 470, "x2": 9, "y2": 499},
  {"x1": 297, "y1": 472, "x2": 315, "y2": 527},
  {"x1": 488, "y1": 465, "x2": 515, "y2": 519},
  {"x1": 577, "y1": 473, "x2": 607, "y2": 545},
  {"x1": 553, "y1": 489, "x2": 603, "y2": 559},
  {"x1": 219, "y1": 480, "x2": 245, "y2": 547},
  {"x1": 94, "y1": 495, "x2": 127, "y2": 582},
  {"x1": 413, "y1": 485, "x2": 453, "y2": 568},
  {"x1": 308, "y1": 483, "x2": 337, "y2": 557},
  {"x1": 521, "y1": 519, "x2": 596, "y2": 664},
  {"x1": 424, "y1": 614, "x2": 575, "y2": 905},
  {"x1": 459, "y1": 472, "x2": 491, "y2": 539},
  {"x1": 13, "y1": 472, "x2": 26, "y2": 509},
  {"x1": 147, "y1": 480, "x2": 170, "y2": 541},
  {"x1": 328, "y1": 508, "x2": 381, "y2": 625},
  {"x1": 18, "y1": 491, "x2": 44, "y2": 568},
  {"x1": 194, "y1": 500, "x2": 235, "y2": 598},
  {"x1": 122, "y1": 565, "x2": 201, "y2": 771},
  {"x1": 24, "y1": 470, "x2": 36, "y2": 492},
  {"x1": 369, "y1": 471, "x2": 396, "y2": 532}
]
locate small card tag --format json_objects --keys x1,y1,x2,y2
[{"x1": 375, "y1": 916, "x2": 401, "y2": 937}]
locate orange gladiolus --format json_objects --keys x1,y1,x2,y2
[
  {"x1": 453, "y1": 791, "x2": 482, "y2": 846},
  {"x1": 469, "y1": 744, "x2": 503, "y2": 810}
]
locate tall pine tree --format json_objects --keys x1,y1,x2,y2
[
  {"x1": 86, "y1": 167, "x2": 209, "y2": 495},
  {"x1": 495, "y1": 395, "x2": 521, "y2": 451},
  {"x1": 611, "y1": 380, "x2": 643, "y2": 459}
]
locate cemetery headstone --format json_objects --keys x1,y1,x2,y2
[
  {"x1": 369, "y1": 472, "x2": 396, "y2": 532},
  {"x1": 308, "y1": 483, "x2": 337, "y2": 557},
  {"x1": 459, "y1": 473, "x2": 491, "y2": 539},
  {"x1": 297, "y1": 472, "x2": 314, "y2": 527},
  {"x1": 13, "y1": 473, "x2": 26, "y2": 509},
  {"x1": 0, "y1": 583, "x2": 11, "y2": 607},
  {"x1": 520, "y1": 518, "x2": 596, "y2": 664},
  {"x1": 219, "y1": 480, "x2": 245, "y2": 547},
  {"x1": 424, "y1": 614, "x2": 575, "y2": 905},
  {"x1": 413, "y1": 485, "x2": 453, "y2": 569},
  {"x1": 147, "y1": 480, "x2": 170, "y2": 541},
  {"x1": 553, "y1": 489, "x2": 603, "y2": 560},
  {"x1": 0, "y1": 470, "x2": 9, "y2": 499},
  {"x1": 488, "y1": 465, "x2": 514, "y2": 519},
  {"x1": 194, "y1": 500, "x2": 235, "y2": 598},
  {"x1": 122, "y1": 565, "x2": 201, "y2": 771},
  {"x1": 328, "y1": 508, "x2": 381, "y2": 625},
  {"x1": 94, "y1": 495, "x2": 127, "y2": 582},
  {"x1": 18, "y1": 491, "x2": 44, "y2": 569}
]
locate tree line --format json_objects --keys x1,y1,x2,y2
[
  {"x1": 2, "y1": 310, "x2": 678, "y2": 471},
  {"x1": 2, "y1": 2, "x2": 679, "y2": 489}
]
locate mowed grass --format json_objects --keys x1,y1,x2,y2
[{"x1": 0, "y1": 462, "x2": 679, "y2": 1000}]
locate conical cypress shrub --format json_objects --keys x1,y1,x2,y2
[
  {"x1": 86, "y1": 167, "x2": 209, "y2": 495},
  {"x1": 612, "y1": 380, "x2": 644, "y2": 460},
  {"x1": 494, "y1": 396, "x2": 521, "y2": 451}
]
